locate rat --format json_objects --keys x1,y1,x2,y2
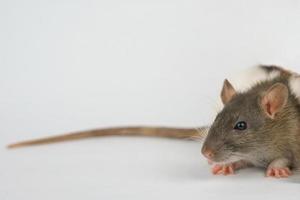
[
  {"x1": 7, "y1": 65, "x2": 300, "y2": 178},
  {"x1": 202, "y1": 65, "x2": 300, "y2": 178}
]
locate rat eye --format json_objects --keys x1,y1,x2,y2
[{"x1": 234, "y1": 121, "x2": 247, "y2": 130}]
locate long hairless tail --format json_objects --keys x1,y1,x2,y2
[{"x1": 7, "y1": 126, "x2": 209, "y2": 149}]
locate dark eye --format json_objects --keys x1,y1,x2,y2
[{"x1": 234, "y1": 121, "x2": 247, "y2": 130}]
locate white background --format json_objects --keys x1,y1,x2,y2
[{"x1": 1, "y1": 0, "x2": 300, "y2": 199}]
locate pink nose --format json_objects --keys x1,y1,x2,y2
[{"x1": 202, "y1": 149, "x2": 214, "y2": 159}]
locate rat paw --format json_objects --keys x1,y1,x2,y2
[
  {"x1": 266, "y1": 167, "x2": 292, "y2": 178},
  {"x1": 211, "y1": 164, "x2": 235, "y2": 175}
]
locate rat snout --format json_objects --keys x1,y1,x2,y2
[{"x1": 201, "y1": 146, "x2": 215, "y2": 160}]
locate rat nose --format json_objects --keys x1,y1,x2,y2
[{"x1": 202, "y1": 148, "x2": 214, "y2": 159}]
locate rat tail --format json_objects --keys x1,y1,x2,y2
[{"x1": 7, "y1": 126, "x2": 209, "y2": 149}]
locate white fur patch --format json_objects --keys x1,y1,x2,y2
[
  {"x1": 289, "y1": 75, "x2": 300, "y2": 102},
  {"x1": 228, "y1": 66, "x2": 280, "y2": 93},
  {"x1": 214, "y1": 65, "x2": 281, "y2": 112}
]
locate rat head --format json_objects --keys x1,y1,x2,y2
[{"x1": 201, "y1": 79, "x2": 289, "y2": 163}]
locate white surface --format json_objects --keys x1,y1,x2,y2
[{"x1": 1, "y1": 0, "x2": 300, "y2": 199}]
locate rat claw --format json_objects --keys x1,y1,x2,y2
[
  {"x1": 228, "y1": 165, "x2": 234, "y2": 174},
  {"x1": 266, "y1": 169, "x2": 273, "y2": 177},
  {"x1": 278, "y1": 169, "x2": 283, "y2": 177},
  {"x1": 274, "y1": 169, "x2": 280, "y2": 177},
  {"x1": 211, "y1": 164, "x2": 235, "y2": 176},
  {"x1": 266, "y1": 167, "x2": 292, "y2": 178},
  {"x1": 223, "y1": 166, "x2": 230, "y2": 175},
  {"x1": 212, "y1": 165, "x2": 222, "y2": 174},
  {"x1": 222, "y1": 166, "x2": 227, "y2": 175},
  {"x1": 279, "y1": 169, "x2": 289, "y2": 177},
  {"x1": 279, "y1": 170, "x2": 288, "y2": 177}
]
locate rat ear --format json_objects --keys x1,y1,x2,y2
[
  {"x1": 261, "y1": 83, "x2": 288, "y2": 119},
  {"x1": 221, "y1": 79, "x2": 236, "y2": 104}
]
